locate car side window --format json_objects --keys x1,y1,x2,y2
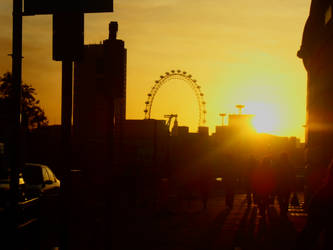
[
  {"x1": 46, "y1": 167, "x2": 56, "y2": 182},
  {"x1": 42, "y1": 167, "x2": 50, "y2": 182}
]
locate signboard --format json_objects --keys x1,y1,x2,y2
[
  {"x1": 53, "y1": 13, "x2": 84, "y2": 61},
  {"x1": 24, "y1": 0, "x2": 113, "y2": 15}
]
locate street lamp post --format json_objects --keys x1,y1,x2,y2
[{"x1": 10, "y1": 0, "x2": 23, "y2": 229}]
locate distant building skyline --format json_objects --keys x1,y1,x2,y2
[{"x1": 0, "y1": 0, "x2": 310, "y2": 141}]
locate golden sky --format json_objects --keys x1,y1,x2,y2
[{"x1": 0, "y1": 0, "x2": 310, "y2": 141}]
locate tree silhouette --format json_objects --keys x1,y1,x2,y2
[{"x1": 0, "y1": 72, "x2": 48, "y2": 130}]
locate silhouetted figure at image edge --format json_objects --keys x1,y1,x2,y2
[
  {"x1": 297, "y1": 159, "x2": 333, "y2": 250},
  {"x1": 251, "y1": 157, "x2": 276, "y2": 217},
  {"x1": 276, "y1": 153, "x2": 296, "y2": 216},
  {"x1": 224, "y1": 154, "x2": 237, "y2": 209}
]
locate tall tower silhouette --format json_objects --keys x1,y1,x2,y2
[{"x1": 73, "y1": 21, "x2": 127, "y2": 182}]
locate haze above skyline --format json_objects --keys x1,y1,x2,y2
[{"x1": 0, "y1": 0, "x2": 310, "y2": 141}]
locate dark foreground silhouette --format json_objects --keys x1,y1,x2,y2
[{"x1": 296, "y1": 159, "x2": 333, "y2": 250}]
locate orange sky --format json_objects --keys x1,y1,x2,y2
[{"x1": 0, "y1": 0, "x2": 311, "y2": 141}]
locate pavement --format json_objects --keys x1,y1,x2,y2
[
  {"x1": 111, "y1": 193, "x2": 308, "y2": 250},
  {"x1": 13, "y1": 192, "x2": 308, "y2": 250}
]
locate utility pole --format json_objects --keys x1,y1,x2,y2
[
  {"x1": 10, "y1": 0, "x2": 23, "y2": 229},
  {"x1": 61, "y1": 60, "x2": 73, "y2": 171},
  {"x1": 60, "y1": 59, "x2": 73, "y2": 249}
]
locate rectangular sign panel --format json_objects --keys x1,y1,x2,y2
[
  {"x1": 53, "y1": 13, "x2": 84, "y2": 61},
  {"x1": 24, "y1": 0, "x2": 113, "y2": 15}
]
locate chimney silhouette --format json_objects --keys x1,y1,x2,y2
[{"x1": 109, "y1": 22, "x2": 118, "y2": 40}]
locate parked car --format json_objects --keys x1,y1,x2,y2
[
  {"x1": 23, "y1": 163, "x2": 61, "y2": 199},
  {"x1": 0, "y1": 163, "x2": 60, "y2": 211},
  {"x1": 0, "y1": 163, "x2": 61, "y2": 246}
]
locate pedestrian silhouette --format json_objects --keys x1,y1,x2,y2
[
  {"x1": 276, "y1": 153, "x2": 295, "y2": 216},
  {"x1": 251, "y1": 157, "x2": 276, "y2": 217}
]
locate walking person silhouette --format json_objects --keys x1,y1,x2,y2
[
  {"x1": 251, "y1": 157, "x2": 276, "y2": 217},
  {"x1": 276, "y1": 153, "x2": 296, "y2": 216}
]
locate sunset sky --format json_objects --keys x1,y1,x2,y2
[{"x1": 0, "y1": 0, "x2": 310, "y2": 141}]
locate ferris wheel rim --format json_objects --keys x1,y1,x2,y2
[{"x1": 144, "y1": 70, "x2": 207, "y2": 127}]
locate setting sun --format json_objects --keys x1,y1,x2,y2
[{"x1": 245, "y1": 102, "x2": 281, "y2": 134}]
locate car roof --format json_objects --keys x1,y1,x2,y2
[{"x1": 24, "y1": 163, "x2": 48, "y2": 168}]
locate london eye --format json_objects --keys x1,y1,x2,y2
[{"x1": 144, "y1": 70, "x2": 207, "y2": 127}]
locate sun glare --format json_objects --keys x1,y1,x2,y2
[{"x1": 245, "y1": 102, "x2": 280, "y2": 134}]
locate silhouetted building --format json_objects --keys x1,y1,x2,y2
[
  {"x1": 214, "y1": 112, "x2": 255, "y2": 155},
  {"x1": 298, "y1": 1, "x2": 333, "y2": 193},
  {"x1": 228, "y1": 114, "x2": 254, "y2": 132},
  {"x1": 118, "y1": 119, "x2": 169, "y2": 207},
  {"x1": 74, "y1": 21, "x2": 126, "y2": 140},
  {"x1": 215, "y1": 125, "x2": 229, "y2": 136},
  {"x1": 120, "y1": 119, "x2": 169, "y2": 171},
  {"x1": 73, "y1": 21, "x2": 126, "y2": 185},
  {"x1": 177, "y1": 126, "x2": 189, "y2": 136},
  {"x1": 198, "y1": 126, "x2": 209, "y2": 136},
  {"x1": 215, "y1": 112, "x2": 254, "y2": 136}
]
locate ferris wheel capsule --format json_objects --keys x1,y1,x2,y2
[
  {"x1": 166, "y1": 72, "x2": 170, "y2": 75},
  {"x1": 171, "y1": 70, "x2": 175, "y2": 73},
  {"x1": 144, "y1": 109, "x2": 148, "y2": 113},
  {"x1": 160, "y1": 75, "x2": 164, "y2": 79},
  {"x1": 188, "y1": 75, "x2": 192, "y2": 78},
  {"x1": 148, "y1": 93, "x2": 152, "y2": 96},
  {"x1": 200, "y1": 93, "x2": 204, "y2": 96},
  {"x1": 177, "y1": 70, "x2": 181, "y2": 73},
  {"x1": 193, "y1": 80, "x2": 197, "y2": 82},
  {"x1": 183, "y1": 71, "x2": 187, "y2": 74},
  {"x1": 145, "y1": 101, "x2": 149, "y2": 104},
  {"x1": 155, "y1": 80, "x2": 159, "y2": 83}
]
